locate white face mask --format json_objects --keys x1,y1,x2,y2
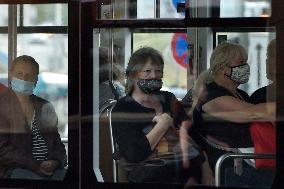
[
  {"x1": 11, "y1": 77, "x2": 35, "y2": 95},
  {"x1": 226, "y1": 64, "x2": 250, "y2": 84}
]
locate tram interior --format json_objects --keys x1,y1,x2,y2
[
  {"x1": 0, "y1": 0, "x2": 279, "y2": 187},
  {"x1": 94, "y1": 0, "x2": 276, "y2": 188}
]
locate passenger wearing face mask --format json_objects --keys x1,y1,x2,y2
[
  {"x1": 111, "y1": 47, "x2": 214, "y2": 185},
  {"x1": 0, "y1": 55, "x2": 67, "y2": 180},
  {"x1": 192, "y1": 42, "x2": 275, "y2": 187}
]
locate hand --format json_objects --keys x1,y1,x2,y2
[
  {"x1": 37, "y1": 166, "x2": 53, "y2": 176},
  {"x1": 152, "y1": 113, "x2": 174, "y2": 130},
  {"x1": 182, "y1": 155, "x2": 190, "y2": 169},
  {"x1": 40, "y1": 160, "x2": 59, "y2": 173},
  {"x1": 201, "y1": 172, "x2": 215, "y2": 186}
]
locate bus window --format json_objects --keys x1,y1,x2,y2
[
  {"x1": 92, "y1": 0, "x2": 276, "y2": 187},
  {"x1": 0, "y1": 3, "x2": 68, "y2": 181}
]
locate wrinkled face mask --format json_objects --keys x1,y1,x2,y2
[
  {"x1": 226, "y1": 64, "x2": 250, "y2": 84},
  {"x1": 137, "y1": 79, "x2": 163, "y2": 94},
  {"x1": 11, "y1": 77, "x2": 35, "y2": 95}
]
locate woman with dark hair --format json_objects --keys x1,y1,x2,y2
[{"x1": 112, "y1": 47, "x2": 214, "y2": 185}]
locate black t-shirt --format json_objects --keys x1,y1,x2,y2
[
  {"x1": 192, "y1": 82, "x2": 253, "y2": 148},
  {"x1": 250, "y1": 83, "x2": 275, "y2": 104},
  {"x1": 112, "y1": 91, "x2": 189, "y2": 163}
]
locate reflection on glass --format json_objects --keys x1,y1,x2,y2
[
  {"x1": 0, "y1": 34, "x2": 8, "y2": 75},
  {"x1": 0, "y1": 55, "x2": 67, "y2": 180},
  {"x1": 23, "y1": 4, "x2": 67, "y2": 26},
  {"x1": 220, "y1": 0, "x2": 271, "y2": 17},
  {"x1": 18, "y1": 34, "x2": 68, "y2": 139},
  {"x1": 94, "y1": 25, "x2": 276, "y2": 187},
  {"x1": 137, "y1": 0, "x2": 155, "y2": 18},
  {"x1": 98, "y1": 0, "x2": 271, "y2": 19},
  {"x1": 0, "y1": 5, "x2": 8, "y2": 26}
]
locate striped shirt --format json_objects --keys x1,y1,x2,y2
[{"x1": 31, "y1": 115, "x2": 48, "y2": 161}]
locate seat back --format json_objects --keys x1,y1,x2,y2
[{"x1": 99, "y1": 99, "x2": 117, "y2": 182}]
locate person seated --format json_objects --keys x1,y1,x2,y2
[
  {"x1": 111, "y1": 47, "x2": 214, "y2": 185},
  {"x1": 99, "y1": 47, "x2": 125, "y2": 109},
  {"x1": 0, "y1": 55, "x2": 67, "y2": 180},
  {"x1": 250, "y1": 39, "x2": 276, "y2": 104},
  {"x1": 191, "y1": 42, "x2": 275, "y2": 187}
]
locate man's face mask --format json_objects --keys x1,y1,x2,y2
[
  {"x1": 226, "y1": 64, "x2": 250, "y2": 84},
  {"x1": 137, "y1": 79, "x2": 163, "y2": 94},
  {"x1": 11, "y1": 77, "x2": 35, "y2": 95}
]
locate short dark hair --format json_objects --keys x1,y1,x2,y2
[{"x1": 11, "y1": 55, "x2": 39, "y2": 75}]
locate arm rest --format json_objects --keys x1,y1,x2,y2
[{"x1": 215, "y1": 153, "x2": 275, "y2": 187}]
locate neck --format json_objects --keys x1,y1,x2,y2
[
  {"x1": 132, "y1": 88, "x2": 156, "y2": 104},
  {"x1": 214, "y1": 75, "x2": 239, "y2": 95},
  {"x1": 15, "y1": 92, "x2": 32, "y2": 103}
]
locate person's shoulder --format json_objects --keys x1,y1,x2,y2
[
  {"x1": 32, "y1": 95, "x2": 53, "y2": 109},
  {"x1": 113, "y1": 95, "x2": 134, "y2": 111},
  {"x1": 33, "y1": 95, "x2": 50, "y2": 103},
  {"x1": 251, "y1": 86, "x2": 267, "y2": 97},
  {"x1": 250, "y1": 86, "x2": 267, "y2": 104},
  {"x1": 205, "y1": 82, "x2": 232, "y2": 99},
  {"x1": 159, "y1": 90, "x2": 176, "y2": 98},
  {"x1": 0, "y1": 89, "x2": 16, "y2": 104}
]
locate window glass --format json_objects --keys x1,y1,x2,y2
[
  {"x1": 220, "y1": 0, "x2": 271, "y2": 18},
  {"x1": 98, "y1": 0, "x2": 271, "y2": 19},
  {"x1": 23, "y1": 4, "x2": 68, "y2": 26},
  {"x1": 0, "y1": 34, "x2": 8, "y2": 86},
  {"x1": 18, "y1": 34, "x2": 68, "y2": 138},
  {"x1": 93, "y1": 26, "x2": 275, "y2": 188},
  {"x1": 0, "y1": 5, "x2": 8, "y2": 26},
  {"x1": 137, "y1": 0, "x2": 155, "y2": 18}
]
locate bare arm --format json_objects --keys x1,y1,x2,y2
[
  {"x1": 203, "y1": 96, "x2": 275, "y2": 123},
  {"x1": 146, "y1": 113, "x2": 173, "y2": 150}
]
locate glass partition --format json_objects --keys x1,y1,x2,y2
[
  {"x1": 93, "y1": 23, "x2": 276, "y2": 187},
  {"x1": 23, "y1": 4, "x2": 68, "y2": 26},
  {"x1": 96, "y1": 0, "x2": 271, "y2": 20},
  {"x1": 0, "y1": 3, "x2": 68, "y2": 181},
  {"x1": 0, "y1": 5, "x2": 8, "y2": 26}
]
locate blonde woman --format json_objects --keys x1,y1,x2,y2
[{"x1": 192, "y1": 42, "x2": 275, "y2": 187}]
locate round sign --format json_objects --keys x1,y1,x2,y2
[
  {"x1": 172, "y1": 0, "x2": 185, "y2": 15},
  {"x1": 171, "y1": 33, "x2": 189, "y2": 68}
]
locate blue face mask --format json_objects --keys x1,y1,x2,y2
[{"x1": 11, "y1": 77, "x2": 35, "y2": 95}]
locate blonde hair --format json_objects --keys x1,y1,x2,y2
[
  {"x1": 209, "y1": 42, "x2": 247, "y2": 79},
  {"x1": 192, "y1": 70, "x2": 211, "y2": 98}
]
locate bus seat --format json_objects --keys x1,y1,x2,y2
[
  {"x1": 200, "y1": 135, "x2": 275, "y2": 187},
  {"x1": 99, "y1": 99, "x2": 128, "y2": 183},
  {"x1": 215, "y1": 153, "x2": 275, "y2": 187}
]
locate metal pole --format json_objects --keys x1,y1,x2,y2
[
  {"x1": 8, "y1": 5, "x2": 17, "y2": 76},
  {"x1": 215, "y1": 153, "x2": 275, "y2": 187},
  {"x1": 155, "y1": 0, "x2": 160, "y2": 18}
]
